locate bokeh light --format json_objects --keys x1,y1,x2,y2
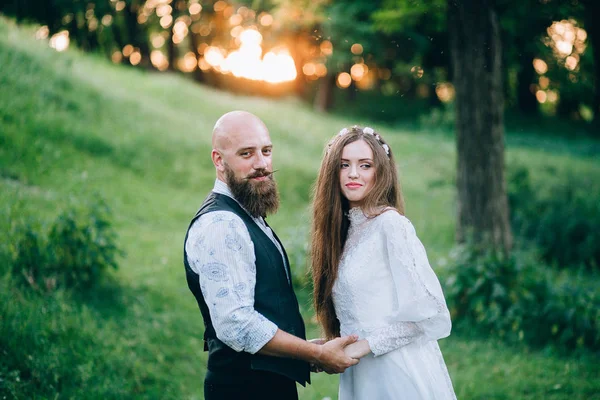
[
  {"x1": 49, "y1": 30, "x2": 70, "y2": 52},
  {"x1": 435, "y1": 83, "x2": 455, "y2": 103},
  {"x1": 351, "y1": 43, "x2": 363, "y2": 55},
  {"x1": 151, "y1": 50, "x2": 168, "y2": 70},
  {"x1": 350, "y1": 63, "x2": 367, "y2": 81},
  {"x1": 337, "y1": 72, "x2": 352, "y2": 88},
  {"x1": 533, "y1": 58, "x2": 548, "y2": 75},
  {"x1": 189, "y1": 3, "x2": 202, "y2": 15},
  {"x1": 411, "y1": 66, "x2": 424, "y2": 79},
  {"x1": 260, "y1": 14, "x2": 274, "y2": 27},
  {"x1": 130, "y1": 51, "x2": 142, "y2": 65},
  {"x1": 536, "y1": 90, "x2": 547, "y2": 103},
  {"x1": 320, "y1": 40, "x2": 333, "y2": 56},
  {"x1": 35, "y1": 25, "x2": 49, "y2": 40}
]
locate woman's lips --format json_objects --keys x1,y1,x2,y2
[{"x1": 345, "y1": 183, "x2": 362, "y2": 188}]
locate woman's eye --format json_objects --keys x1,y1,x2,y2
[
  {"x1": 361, "y1": 164, "x2": 372, "y2": 169},
  {"x1": 341, "y1": 163, "x2": 349, "y2": 168}
]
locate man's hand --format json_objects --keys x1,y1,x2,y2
[
  {"x1": 309, "y1": 338, "x2": 327, "y2": 372},
  {"x1": 314, "y1": 335, "x2": 360, "y2": 374}
]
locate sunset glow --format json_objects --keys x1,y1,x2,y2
[{"x1": 202, "y1": 28, "x2": 296, "y2": 84}]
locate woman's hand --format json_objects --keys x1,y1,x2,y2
[{"x1": 343, "y1": 339, "x2": 371, "y2": 359}]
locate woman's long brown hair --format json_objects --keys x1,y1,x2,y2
[{"x1": 310, "y1": 126, "x2": 405, "y2": 338}]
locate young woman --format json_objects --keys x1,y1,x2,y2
[{"x1": 310, "y1": 126, "x2": 456, "y2": 399}]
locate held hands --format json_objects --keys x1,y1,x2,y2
[
  {"x1": 343, "y1": 339, "x2": 371, "y2": 359},
  {"x1": 314, "y1": 335, "x2": 360, "y2": 374}
]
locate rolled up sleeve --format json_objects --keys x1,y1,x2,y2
[{"x1": 185, "y1": 211, "x2": 277, "y2": 353}]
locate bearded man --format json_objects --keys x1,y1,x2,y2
[{"x1": 183, "y1": 111, "x2": 358, "y2": 400}]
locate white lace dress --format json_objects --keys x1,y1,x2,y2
[{"x1": 332, "y1": 208, "x2": 456, "y2": 400}]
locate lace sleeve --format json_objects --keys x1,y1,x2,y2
[
  {"x1": 365, "y1": 211, "x2": 452, "y2": 357},
  {"x1": 365, "y1": 321, "x2": 424, "y2": 356}
]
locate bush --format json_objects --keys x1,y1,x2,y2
[
  {"x1": 444, "y1": 245, "x2": 600, "y2": 352},
  {"x1": 418, "y1": 103, "x2": 455, "y2": 132},
  {"x1": 8, "y1": 200, "x2": 121, "y2": 292},
  {"x1": 508, "y1": 166, "x2": 600, "y2": 269}
]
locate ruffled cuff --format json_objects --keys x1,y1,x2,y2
[{"x1": 365, "y1": 322, "x2": 423, "y2": 357}]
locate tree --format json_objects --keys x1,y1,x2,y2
[
  {"x1": 447, "y1": 0, "x2": 512, "y2": 254},
  {"x1": 121, "y1": 0, "x2": 150, "y2": 66},
  {"x1": 581, "y1": 0, "x2": 600, "y2": 128}
]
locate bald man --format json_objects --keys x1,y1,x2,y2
[{"x1": 183, "y1": 111, "x2": 358, "y2": 400}]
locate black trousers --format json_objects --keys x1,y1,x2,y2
[{"x1": 204, "y1": 369, "x2": 299, "y2": 400}]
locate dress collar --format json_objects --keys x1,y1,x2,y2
[{"x1": 347, "y1": 207, "x2": 368, "y2": 225}]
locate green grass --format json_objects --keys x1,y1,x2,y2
[{"x1": 1, "y1": 16, "x2": 599, "y2": 399}]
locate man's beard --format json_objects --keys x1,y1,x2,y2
[{"x1": 224, "y1": 164, "x2": 280, "y2": 218}]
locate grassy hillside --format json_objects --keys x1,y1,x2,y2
[{"x1": 1, "y1": 17, "x2": 599, "y2": 399}]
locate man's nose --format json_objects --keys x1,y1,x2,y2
[{"x1": 254, "y1": 153, "x2": 268, "y2": 170}]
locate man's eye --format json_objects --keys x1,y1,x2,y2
[
  {"x1": 241, "y1": 152, "x2": 251, "y2": 157},
  {"x1": 263, "y1": 149, "x2": 272, "y2": 155}
]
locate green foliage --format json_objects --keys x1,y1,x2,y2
[
  {"x1": 372, "y1": 0, "x2": 446, "y2": 34},
  {"x1": 7, "y1": 200, "x2": 121, "y2": 292},
  {"x1": 445, "y1": 245, "x2": 600, "y2": 352},
  {"x1": 508, "y1": 166, "x2": 600, "y2": 269}
]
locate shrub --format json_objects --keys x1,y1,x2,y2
[
  {"x1": 418, "y1": 103, "x2": 455, "y2": 132},
  {"x1": 282, "y1": 224, "x2": 311, "y2": 289},
  {"x1": 508, "y1": 166, "x2": 600, "y2": 269},
  {"x1": 8, "y1": 200, "x2": 121, "y2": 292},
  {"x1": 444, "y1": 244, "x2": 600, "y2": 352}
]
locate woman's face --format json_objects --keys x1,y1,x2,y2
[{"x1": 339, "y1": 139, "x2": 376, "y2": 208}]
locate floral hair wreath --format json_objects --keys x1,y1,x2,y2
[{"x1": 327, "y1": 126, "x2": 390, "y2": 157}]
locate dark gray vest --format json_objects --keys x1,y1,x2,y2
[{"x1": 183, "y1": 192, "x2": 310, "y2": 385}]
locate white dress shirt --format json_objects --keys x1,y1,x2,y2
[{"x1": 185, "y1": 179, "x2": 289, "y2": 353}]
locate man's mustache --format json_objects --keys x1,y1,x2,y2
[{"x1": 244, "y1": 170, "x2": 278, "y2": 180}]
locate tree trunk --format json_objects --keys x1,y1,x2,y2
[
  {"x1": 448, "y1": 0, "x2": 513, "y2": 254},
  {"x1": 123, "y1": 0, "x2": 150, "y2": 66},
  {"x1": 166, "y1": 28, "x2": 177, "y2": 71},
  {"x1": 287, "y1": 33, "x2": 309, "y2": 98},
  {"x1": 516, "y1": 45, "x2": 538, "y2": 115},
  {"x1": 165, "y1": 5, "x2": 179, "y2": 72},
  {"x1": 111, "y1": 13, "x2": 127, "y2": 60},
  {"x1": 556, "y1": 96, "x2": 580, "y2": 119},
  {"x1": 582, "y1": 0, "x2": 600, "y2": 131},
  {"x1": 188, "y1": 31, "x2": 205, "y2": 83},
  {"x1": 314, "y1": 74, "x2": 336, "y2": 113},
  {"x1": 347, "y1": 80, "x2": 357, "y2": 102}
]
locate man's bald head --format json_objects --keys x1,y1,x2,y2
[
  {"x1": 212, "y1": 110, "x2": 269, "y2": 153},
  {"x1": 210, "y1": 110, "x2": 274, "y2": 184}
]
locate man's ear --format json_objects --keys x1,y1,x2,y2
[{"x1": 212, "y1": 149, "x2": 226, "y2": 172}]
